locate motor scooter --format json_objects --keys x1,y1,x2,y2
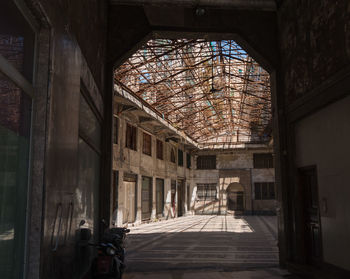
[{"x1": 91, "y1": 221, "x2": 130, "y2": 279}]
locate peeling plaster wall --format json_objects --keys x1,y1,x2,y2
[{"x1": 295, "y1": 95, "x2": 350, "y2": 271}]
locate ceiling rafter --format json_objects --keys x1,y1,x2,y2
[{"x1": 115, "y1": 39, "x2": 272, "y2": 147}]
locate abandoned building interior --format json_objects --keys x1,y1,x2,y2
[{"x1": 0, "y1": 0, "x2": 350, "y2": 278}]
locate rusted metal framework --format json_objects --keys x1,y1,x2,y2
[{"x1": 115, "y1": 39, "x2": 271, "y2": 148}]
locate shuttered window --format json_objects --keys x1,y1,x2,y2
[
  {"x1": 197, "y1": 155, "x2": 216, "y2": 169},
  {"x1": 142, "y1": 132, "x2": 152, "y2": 156},
  {"x1": 254, "y1": 182, "x2": 275, "y2": 200},
  {"x1": 113, "y1": 116, "x2": 118, "y2": 144},
  {"x1": 197, "y1": 184, "x2": 217, "y2": 200},
  {"x1": 125, "y1": 123, "x2": 137, "y2": 150},
  {"x1": 186, "y1": 153, "x2": 191, "y2": 169},
  {"x1": 253, "y1": 153, "x2": 273, "y2": 168},
  {"x1": 156, "y1": 139, "x2": 163, "y2": 160},
  {"x1": 178, "y1": 149, "x2": 183, "y2": 166},
  {"x1": 170, "y1": 147, "x2": 176, "y2": 163}
]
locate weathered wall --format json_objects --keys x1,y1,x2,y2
[
  {"x1": 193, "y1": 149, "x2": 275, "y2": 215},
  {"x1": 295, "y1": 95, "x2": 350, "y2": 271},
  {"x1": 112, "y1": 115, "x2": 195, "y2": 226},
  {"x1": 279, "y1": 0, "x2": 350, "y2": 103},
  {"x1": 25, "y1": 1, "x2": 107, "y2": 279}
]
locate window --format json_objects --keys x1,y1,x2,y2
[
  {"x1": 156, "y1": 139, "x2": 163, "y2": 160},
  {"x1": 142, "y1": 132, "x2": 152, "y2": 156},
  {"x1": 0, "y1": 2, "x2": 36, "y2": 277},
  {"x1": 170, "y1": 147, "x2": 176, "y2": 163},
  {"x1": 253, "y1": 153, "x2": 273, "y2": 168},
  {"x1": 254, "y1": 182, "x2": 275, "y2": 200},
  {"x1": 125, "y1": 123, "x2": 137, "y2": 150},
  {"x1": 186, "y1": 153, "x2": 191, "y2": 169},
  {"x1": 197, "y1": 184, "x2": 217, "y2": 200},
  {"x1": 178, "y1": 149, "x2": 183, "y2": 166},
  {"x1": 197, "y1": 155, "x2": 216, "y2": 169},
  {"x1": 113, "y1": 116, "x2": 118, "y2": 144}
]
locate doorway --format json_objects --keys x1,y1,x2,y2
[
  {"x1": 123, "y1": 181, "x2": 136, "y2": 223},
  {"x1": 299, "y1": 166, "x2": 323, "y2": 265},
  {"x1": 141, "y1": 176, "x2": 152, "y2": 220},
  {"x1": 171, "y1": 180, "x2": 176, "y2": 217},
  {"x1": 226, "y1": 183, "x2": 245, "y2": 212},
  {"x1": 177, "y1": 180, "x2": 185, "y2": 217},
  {"x1": 187, "y1": 184, "x2": 191, "y2": 213},
  {"x1": 123, "y1": 173, "x2": 137, "y2": 224},
  {"x1": 156, "y1": 178, "x2": 164, "y2": 217}
]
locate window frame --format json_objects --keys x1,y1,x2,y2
[
  {"x1": 196, "y1": 155, "x2": 216, "y2": 170},
  {"x1": 254, "y1": 182, "x2": 275, "y2": 200},
  {"x1": 253, "y1": 153, "x2": 274, "y2": 169},
  {"x1": 0, "y1": 3, "x2": 38, "y2": 277},
  {"x1": 142, "y1": 132, "x2": 152, "y2": 156},
  {"x1": 113, "y1": 116, "x2": 119, "y2": 144},
  {"x1": 170, "y1": 147, "x2": 176, "y2": 163},
  {"x1": 186, "y1": 152, "x2": 191, "y2": 169},
  {"x1": 156, "y1": 139, "x2": 163, "y2": 160},
  {"x1": 196, "y1": 184, "x2": 217, "y2": 200},
  {"x1": 125, "y1": 123, "x2": 137, "y2": 151},
  {"x1": 178, "y1": 149, "x2": 183, "y2": 166}
]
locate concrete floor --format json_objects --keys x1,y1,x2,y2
[{"x1": 123, "y1": 215, "x2": 295, "y2": 278}]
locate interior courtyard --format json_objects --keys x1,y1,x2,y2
[{"x1": 1, "y1": 0, "x2": 350, "y2": 278}]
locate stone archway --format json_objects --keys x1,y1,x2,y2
[{"x1": 226, "y1": 183, "x2": 245, "y2": 212}]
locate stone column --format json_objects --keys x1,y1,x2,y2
[{"x1": 151, "y1": 176, "x2": 157, "y2": 220}]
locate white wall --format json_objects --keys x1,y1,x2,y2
[{"x1": 295, "y1": 95, "x2": 350, "y2": 271}]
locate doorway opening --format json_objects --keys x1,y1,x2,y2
[
  {"x1": 177, "y1": 179, "x2": 185, "y2": 217},
  {"x1": 141, "y1": 176, "x2": 152, "y2": 221},
  {"x1": 226, "y1": 183, "x2": 245, "y2": 213},
  {"x1": 299, "y1": 166, "x2": 323, "y2": 265}
]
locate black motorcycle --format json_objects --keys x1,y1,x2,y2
[{"x1": 91, "y1": 225, "x2": 130, "y2": 279}]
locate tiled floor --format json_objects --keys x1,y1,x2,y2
[{"x1": 123, "y1": 215, "x2": 294, "y2": 278}]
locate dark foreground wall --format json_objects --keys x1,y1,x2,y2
[
  {"x1": 278, "y1": 0, "x2": 350, "y2": 275},
  {"x1": 23, "y1": 1, "x2": 107, "y2": 279},
  {"x1": 279, "y1": 0, "x2": 350, "y2": 104}
]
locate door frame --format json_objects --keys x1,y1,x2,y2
[
  {"x1": 155, "y1": 178, "x2": 165, "y2": 216},
  {"x1": 141, "y1": 176, "x2": 152, "y2": 220},
  {"x1": 297, "y1": 165, "x2": 323, "y2": 265},
  {"x1": 177, "y1": 179, "x2": 185, "y2": 217}
]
